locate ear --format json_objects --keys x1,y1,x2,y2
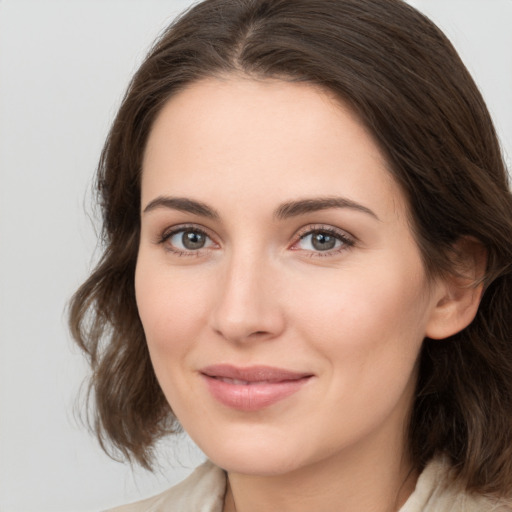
[{"x1": 425, "y1": 237, "x2": 487, "y2": 340}]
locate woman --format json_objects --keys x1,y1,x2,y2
[{"x1": 70, "y1": 0, "x2": 512, "y2": 510}]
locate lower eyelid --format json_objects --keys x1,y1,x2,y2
[
  {"x1": 294, "y1": 226, "x2": 354, "y2": 246},
  {"x1": 158, "y1": 224, "x2": 211, "y2": 242},
  {"x1": 154, "y1": 224, "x2": 353, "y2": 257},
  {"x1": 151, "y1": 226, "x2": 213, "y2": 256}
]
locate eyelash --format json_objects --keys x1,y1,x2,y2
[
  {"x1": 291, "y1": 225, "x2": 355, "y2": 257},
  {"x1": 156, "y1": 223, "x2": 355, "y2": 257},
  {"x1": 157, "y1": 224, "x2": 216, "y2": 256}
]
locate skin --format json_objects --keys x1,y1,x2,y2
[{"x1": 135, "y1": 77, "x2": 472, "y2": 512}]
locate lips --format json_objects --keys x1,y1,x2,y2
[{"x1": 200, "y1": 364, "x2": 313, "y2": 411}]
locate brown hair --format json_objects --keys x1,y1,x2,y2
[{"x1": 70, "y1": 0, "x2": 512, "y2": 495}]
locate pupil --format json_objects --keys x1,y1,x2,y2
[
  {"x1": 182, "y1": 231, "x2": 205, "y2": 250},
  {"x1": 312, "y1": 232, "x2": 336, "y2": 251}
]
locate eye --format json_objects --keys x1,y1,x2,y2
[
  {"x1": 159, "y1": 226, "x2": 217, "y2": 254},
  {"x1": 292, "y1": 226, "x2": 354, "y2": 255},
  {"x1": 171, "y1": 230, "x2": 209, "y2": 250}
]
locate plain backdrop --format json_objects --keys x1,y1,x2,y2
[{"x1": 0, "y1": 1, "x2": 511, "y2": 511}]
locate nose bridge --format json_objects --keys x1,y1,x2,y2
[{"x1": 211, "y1": 244, "x2": 284, "y2": 342}]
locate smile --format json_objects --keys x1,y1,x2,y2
[{"x1": 200, "y1": 365, "x2": 313, "y2": 411}]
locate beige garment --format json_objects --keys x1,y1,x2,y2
[
  {"x1": 106, "y1": 461, "x2": 225, "y2": 512},
  {"x1": 106, "y1": 458, "x2": 511, "y2": 512}
]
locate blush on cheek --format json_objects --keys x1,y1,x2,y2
[{"x1": 298, "y1": 266, "x2": 428, "y2": 355}]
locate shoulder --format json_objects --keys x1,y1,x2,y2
[
  {"x1": 400, "y1": 458, "x2": 512, "y2": 512},
  {"x1": 105, "y1": 460, "x2": 227, "y2": 512}
]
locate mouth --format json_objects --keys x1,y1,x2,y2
[{"x1": 199, "y1": 364, "x2": 314, "y2": 411}]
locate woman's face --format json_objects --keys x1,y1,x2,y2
[{"x1": 136, "y1": 77, "x2": 445, "y2": 476}]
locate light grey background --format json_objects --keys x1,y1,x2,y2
[{"x1": 0, "y1": 1, "x2": 510, "y2": 511}]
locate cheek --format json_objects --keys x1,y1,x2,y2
[
  {"x1": 292, "y1": 262, "x2": 429, "y2": 435},
  {"x1": 135, "y1": 260, "x2": 208, "y2": 357},
  {"x1": 293, "y1": 258, "x2": 431, "y2": 370},
  {"x1": 134, "y1": 260, "x2": 211, "y2": 412}
]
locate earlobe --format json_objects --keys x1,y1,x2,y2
[{"x1": 425, "y1": 237, "x2": 487, "y2": 340}]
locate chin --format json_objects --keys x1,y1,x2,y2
[
  {"x1": 209, "y1": 449, "x2": 308, "y2": 477},
  {"x1": 189, "y1": 423, "x2": 318, "y2": 476}
]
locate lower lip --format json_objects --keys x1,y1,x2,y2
[{"x1": 202, "y1": 375, "x2": 311, "y2": 411}]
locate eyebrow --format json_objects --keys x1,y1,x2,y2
[
  {"x1": 143, "y1": 196, "x2": 220, "y2": 219},
  {"x1": 142, "y1": 195, "x2": 378, "y2": 221},
  {"x1": 274, "y1": 197, "x2": 379, "y2": 220}
]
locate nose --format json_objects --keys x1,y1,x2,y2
[{"x1": 210, "y1": 250, "x2": 286, "y2": 344}]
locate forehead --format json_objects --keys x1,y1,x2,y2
[{"x1": 142, "y1": 76, "x2": 405, "y2": 223}]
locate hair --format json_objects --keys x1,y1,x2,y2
[{"x1": 69, "y1": 0, "x2": 512, "y2": 496}]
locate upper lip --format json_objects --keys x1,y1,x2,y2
[{"x1": 200, "y1": 364, "x2": 313, "y2": 382}]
